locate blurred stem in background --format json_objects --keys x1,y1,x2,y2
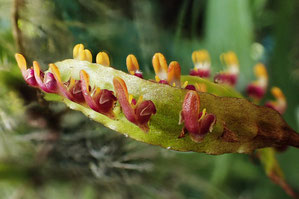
[{"x1": 269, "y1": 0, "x2": 299, "y2": 131}]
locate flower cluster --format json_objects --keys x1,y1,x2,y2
[
  {"x1": 15, "y1": 44, "x2": 156, "y2": 132},
  {"x1": 179, "y1": 90, "x2": 216, "y2": 142},
  {"x1": 16, "y1": 44, "x2": 287, "y2": 143}
]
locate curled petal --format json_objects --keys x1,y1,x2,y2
[
  {"x1": 70, "y1": 79, "x2": 85, "y2": 103},
  {"x1": 33, "y1": 61, "x2": 57, "y2": 93},
  {"x1": 199, "y1": 114, "x2": 216, "y2": 135},
  {"x1": 44, "y1": 72, "x2": 57, "y2": 92},
  {"x1": 80, "y1": 70, "x2": 98, "y2": 110},
  {"x1": 25, "y1": 68, "x2": 38, "y2": 87},
  {"x1": 113, "y1": 77, "x2": 156, "y2": 131},
  {"x1": 50, "y1": 64, "x2": 77, "y2": 102},
  {"x1": 96, "y1": 52, "x2": 110, "y2": 66},
  {"x1": 15, "y1": 53, "x2": 38, "y2": 87},
  {"x1": 80, "y1": 70, "x2": 116, "y2": 118},
  {"x1": 113, "y1": 77, "x2": 136, "y2": 123}
]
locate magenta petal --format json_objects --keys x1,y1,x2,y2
[
  {"x1": 185, "y1": 85, "x2": 196, "y2": 90},
  {"x1": 113, "y1": 77, "x2": 137, "y2": 123},
  {"x1": 134, "y1": 72, "x2": 143, "y2": 78},
  {"x1": 246, "y1": 84, "x2": 265, "y2": 99},
  {"x1": 190, "y1": 69, "x2": 210, "y2": 78},
  {"x1": 44, "y1": 73, "x2": 57, "y2": 93},
  {"x1": 71, "y1": 80, "x2": 84, "y2": 103},
  {"x1": 214, "y1": 73, "x2": 237, "y2": 86},
  {"x1": 94, "y1": 89, "x2": 117, "y2": 114},
  {"x1": 199, "y1": 114, "x2": 216, "y2": 135},
  {"x1": 25, "y1": 69, "x2": 38, "y2": 87},
  {"x1": 136, "y1": 100, "x2": 156, "y2": 124},
  {"x1": 80, "y1": 80, "x2": 99, "y2": 112},
  {"x1": 159, "y1": 80, "x2": 168, "y2": 84}
]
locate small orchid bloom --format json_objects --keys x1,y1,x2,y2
[
  {"x1": 214, "y1": 51, "x2": 239, "y2": 86},
  {"x1": 73, "y1": 44, "x2": 92, "y2": 62},
  {"x1": 50, "y1": 64, "x2": 84, "y2": 103},
  {"x1": 126, "y1": 54, "x2": 143, "y2": 78},
  {"x1": 15, "y1": 53, "x2": 38, "y2": 87},
  {"x1": 152, "y1": 53, "x2": 181, "y2": 87},
  {"x1": 33, "y1": 61, "x2": 57, "y2": 93},
  {"x1": 80, "y1": 70, "x2": 116, "y2": 119},
  {"x1": 246, "y1": 63, "x2": 268, "y2": 100},
  {"x1": 179, "y1": 90, "x2": 216, "y2": 142},
  {"x1": 152, "y1": 52, "x2": 169, "y2": 84},
  {"x1": 190, "y1": 50, "x2": 211, "y2": 78},
  {"x1": 113, "y1": 77, "x2": 156, "y2": 132},
  {"x1": 96, "y1": 51, "x2": 110, "y2": 67},
  {"x1": 182, "y1": 81, "x2": 207, "y2": 92},
  {"x1": 265, "y1": 87, "x2": 287, "y2": 114},
  {"x1": 167, "y1": 61, "x2": 181, "y2": 87}
]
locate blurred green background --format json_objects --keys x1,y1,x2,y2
[{"x1": 0, "y1": 0, "x2": 298, "y2": 198}]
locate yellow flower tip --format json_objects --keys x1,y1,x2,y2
[
  {"x1": 195, "y1": 83, "x2": 207, "y2": 92},
  {"x1": 155, "y1": 75, "x2": 160, "y2": 82},
  {"x1": 92, "y1": 87, "x2": 101, "y2": 97},
  {"x1": 129, "y1": 94, "x2": 133, "y2": 104},
  {"x1": 73, "y1": 44, "x2": 84, "y2": 59},
  {"x1": 84, "y1": 49, "x2": 93, "y2": 63},
  {"x1": 96, "y1": 52, "x2": 110, "y2": 67},
  {"x1": 152, "y1": 53, "x2": 168, "y2": 79},
  {"x1": 80, "y1": 70, "x2": 90, "y2": 92},
  {"x1": 15, "y1": 53, "x2": 27, "y2": 71},
  {"x1": 198, "y1": 108, "x2": 207, "y2": 121},
  {"x1": 167, "y1": 61, "x2": 181, "y2": 87},
  {"x1": 271, "y1": 87, "x2": 285, "y2": 100},
  {"x1": 182, "y1": 81, "x2": 188, "y2": 88},
  {"x1": 49, "y1": 63, "x2": 62, "y2": 83},
  {"x1": 136, "y1": 95, "x2": 143, "y2": 106},
  {"x1": 221, "y1": 51, "x2": 239, "y2": 67},
  {"x1": 254, "y1": 63, "x2": 268, "y2": 78},
  {"x1": 33, "y1": 61, "x2": 41, "y2": 78},
  {"x1": 113, "y1": 76, "x2": 129, "y2": 98},
  {"x1": 126, "y1": 54, "x2": 139, "y2": 74},
  {"x1": 192, "y1": 50, "x2": 210, "y2": 65},
  {"x1": 69, "y1": 77, "x2": 76, "y2": 90}
]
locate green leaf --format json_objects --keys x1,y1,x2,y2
[{"x1": 42, "y1": 59, "x2": 298, "y2": 155}]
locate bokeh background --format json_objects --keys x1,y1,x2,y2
[{"x1": 0, "y1": 0, "x2": 298, "y2": 198}]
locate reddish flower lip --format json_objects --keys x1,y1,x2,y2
[
  {"x1": 80, "y1": 70, "x2": 116, "y2": 119},
  {"x1": 49, "y1": 64, "x2": 84, "y2": 103}
]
